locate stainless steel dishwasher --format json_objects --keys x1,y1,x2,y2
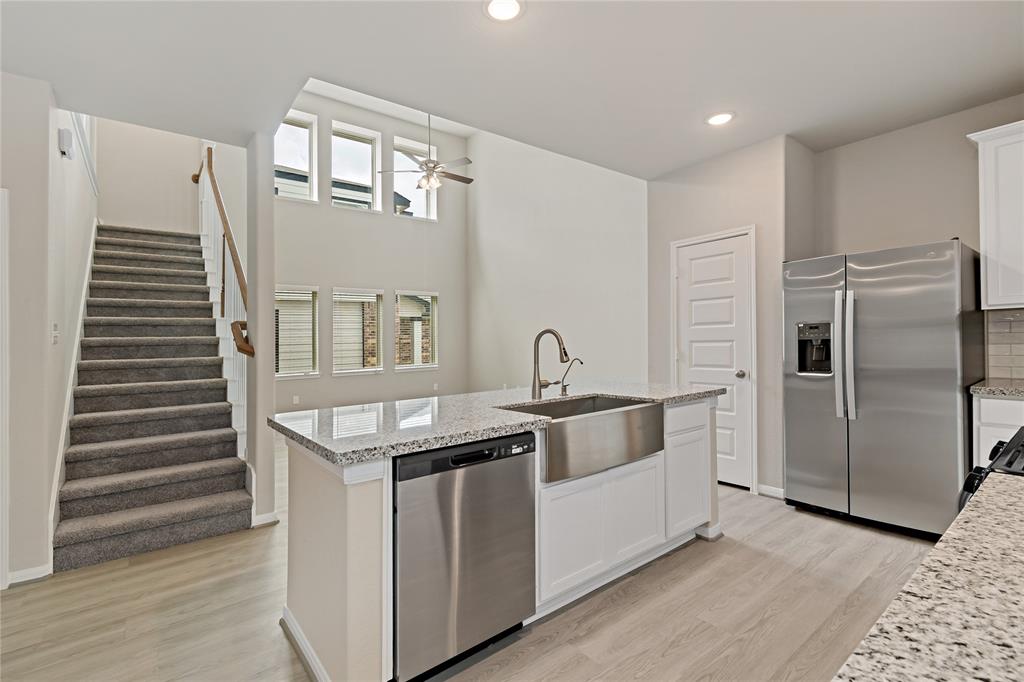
[{"x1": 394, "y1": 433, "x2": 536, "y2": 681}]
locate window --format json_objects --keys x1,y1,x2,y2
[
  {"x1": 274, "y1": 110, "x2": 317, "y2": 201},
  {"x1": 393, "y1": 137, "x2": 437, "y2": 220},
  {"x1": 332, "y1": 122, "x2": 381, "y2": 211},
  {"x1": 275, "y1": 287, "x2": 318, "y2": 377},
  {"x1": 333, "y1": 289, "x2": 383, "y2": 373},
  {"x1": 395, "y1": 292, "x2": 438, "y2": 368}
]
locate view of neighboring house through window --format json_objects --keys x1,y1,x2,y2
[
  {"x1": 331, "y1": 122, "x2": 380, "y2": 210},
  {"x1": 275, "y1": 287, "x2": 319, "y2": 377},
  {"x1": 274, "y1": 111, "x2": 316, "y2": 200},
  {"x1": 393, "y1": 137, "x2": 437, "y2": 219},
  {"x1": 395, "y1": 292, "x2": 438, "y2": 368},
  {"x1": 333, "y1": 289, "x2": 383, "y2": 373}
]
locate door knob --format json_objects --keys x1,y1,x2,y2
[{"x1": 735, "y1": 369, "x2": 747, "y2": 378}]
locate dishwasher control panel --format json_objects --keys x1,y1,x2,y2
[{"x1": 394, "y1": 432, "x2": 535, "y2": 481}]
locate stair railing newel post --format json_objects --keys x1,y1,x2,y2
[{"x1": 191, "y1": 146, "x2": 253, "y2": 356}]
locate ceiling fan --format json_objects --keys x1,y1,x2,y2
[{"x1": 379, "y1": 114, "x2": 474, "y2": 190}]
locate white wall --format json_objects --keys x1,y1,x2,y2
[
  {"x1": 1, "y1": 72, "x2": 98, "y2": 577},
  {"x1": 274, "y1": 92, "x2": 471, "y2": 412},
  {"x1": 815, "y1": 92, "x2": 1024, "y2": 256},
  {"x1": 96, "y1": 118, "x2": 201, "y2": 233},
  {"x1": 466, "y1": 132, "x2": 648, "y2": 391},
  {"x1": 648, "y1": 136, "x2": 787, "y2": 490},
  {"x1": 784, "y1": 137, "x2": 817, "y2": 261}
]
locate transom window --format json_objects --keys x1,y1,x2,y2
[
  {"x1": 275, "y1": 287, "x2": 319, "y2": 377},
  {"x1": 274, "y1": 110, "x2": 317, "y2": 201},
  {"x1": 393, "y1": 137, "x2": 437, "y2": 220},
  {"x1": 395, "y1": 292, "x2": 438, "y2": 368},
  {"x1": 332, "y1": 122, "x2": 381, "y2": 211},
  {"x1": 333, "y1": 289, "x2": 383, "y2": 373}
]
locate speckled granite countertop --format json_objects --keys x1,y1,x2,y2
[
  {"x1": 971, "y1": 378, "x2": 1024, "y2": 400},
  {"x1": 835, "y1": 472, "x2": 1024, "y2": 681},
  {"x1": 268, "y1": 382, "x2": 724, "y2": 466}
]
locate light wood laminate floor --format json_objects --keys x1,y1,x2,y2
[{"x1": 1, "y1": 442, "x2": 932, "y2": 681}]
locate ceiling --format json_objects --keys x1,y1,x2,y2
[{"x1": 2, "y1": 1, "x2": 1022, "y2": 179}]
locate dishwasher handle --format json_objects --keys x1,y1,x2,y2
[{"x1": 450, "y1": 449, "x2": 497, "y2": 467}]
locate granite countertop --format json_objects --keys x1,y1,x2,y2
[
  {"x1": 835, "y1": 472, "x2": 1024, "y2": 681},
  {"x1": 971, "y1": 378, "x2": 1024, "y2": 400},
  {"x1": 267, "y1": 382, "x2": 725, "y2": 466}
]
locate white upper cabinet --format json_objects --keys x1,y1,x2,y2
[{"x1": 968, "y1": 121, "x2": 1024, "y2": 309}]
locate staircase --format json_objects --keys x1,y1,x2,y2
[{"x1": 54, "y1": 224, "x2": 252, "y2": 572}]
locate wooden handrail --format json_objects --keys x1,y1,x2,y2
[{"x1": 193, "y1": 146, "x2": 253, "y2": 355}]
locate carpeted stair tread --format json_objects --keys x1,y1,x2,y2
[
  {"x1": 91, "y1": 264, "x2": 208, "y2": 281},
  {"x1": 70, "y1": 400, "x2": 230, "y2": 427},
  {"x1": 65, "y1": 427, "x2": 237, "y2": 462},
  {"x1": 89, "y1": 280, "x2": 210, "y2": 297},
  {"x1": 95, "y1": 236, "x2": 203, "y2": 256},
  {"x1": 54, "y1": 489, "x2": 252, "y2": 547},
  {"x1": 94, "y1": 251, "x2": 205, "y2": 272},
  {"x1": 86, "y1": 297, "x2": 214, "y2": 310},
  {"x1": 80, "y1": 336, "x2": 219, "y2": 348},
  {"x1": 78, "y1": 356, "x2": 222, "y2": 372},
  {"x1": 60, "y1": 458, "x2": 246, "y2": 501},
  {"x1": 74, "y1": 377, "x2": 227, "y2": 398},
  {"x1": 97, "y1": 224, "x2": 202, "y2": 242},
  {"x1": 85, "y1": 316, "x2": 215, "y2": 325}
]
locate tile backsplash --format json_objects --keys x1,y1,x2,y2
[{"x1": 986, "y1": 309, "x2": 1024, "y2": 379}]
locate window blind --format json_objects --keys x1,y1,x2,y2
[
  {"x1": 275, "y1": 289, "x2": 318, "y2": 375},
  {"x1": 333, "y1": 291, "x2": 381, "y2": 371}
]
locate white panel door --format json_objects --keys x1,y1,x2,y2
[
  {"x1": 604, "y1": 456, "x2": 665, "y2": 565},
  {"x1": 674, "y1": 233, "x2": 753, "y2": 487},
  {"x1": 665, "y1": 429, "x2": 710, "y2": 537},
  {"x1": 538, "y1": 474, "x2": 607, "y2": 602}
]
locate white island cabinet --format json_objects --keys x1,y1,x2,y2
[
  {"x1": 536, "y1": 400, "x2": 716, "y2": 614},
  {"x1": 268, "y1": 383, "x2": 723, "y2": 682},
  {"x1": 968, "y1": 121, "x2": 1024, "y2": 310}
]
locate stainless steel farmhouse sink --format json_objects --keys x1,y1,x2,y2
[{"x1": 500, "y1": 396, "x2": 664, "y2": 482}]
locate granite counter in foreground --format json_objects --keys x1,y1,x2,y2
[
  {"x1": 971, "y1": 378, "x2": 1024, "y2": 400},
  {"x1": 267, "y1": 382, "x2": 725, "y2": 466},
  {"x1": 835, "y1": 472, "x2": 1024, "y2": 681}
]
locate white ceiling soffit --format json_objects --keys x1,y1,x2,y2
[
  {"x1": 302, "y1": 79, "x2": 478, "y2": 139},
  {"x1": 2, "y1": 1, "x2": 1022, "y2": 179}
]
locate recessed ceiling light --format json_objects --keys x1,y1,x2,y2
[
  {"x1": 705, "y1": 112, "x2": 735, "y2": 126},
  {"x1": 486, "y1": 0, "x2": 523, "y2": 21}
]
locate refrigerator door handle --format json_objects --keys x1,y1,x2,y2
[
  {"x1": 833, "y1": 290, "x2": 845, "y2": 419},
  {"x1": 845, "y1": 290, "x2": 857, "y2": 420}
]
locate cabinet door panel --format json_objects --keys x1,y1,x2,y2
[
  {"x1": 978, "y1": 424, "x2": 1019, "y2": 467},
  {"x1": 604, "y1": 456, "x2": 666, "y2": 565},
  {"x1": 975, "y1": 123, "x2": 1024, "y2": 308},
  {"x1": 665, "y1": 429, "x2": 709, "y2": 537},
  {"x1": 538, "y1": 476, "x2": 606, "y2": 602}
]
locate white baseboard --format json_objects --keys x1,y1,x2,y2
[
  {"x1": 252, "y1": 512, "x2": 279, "y2": 528},
  {"x1": 531, "y1": 530, "x2": 697, "y2": 622},
  {"x1": 757, "y1": 485, "x2": 785, "y2": 500},
  {"x1": 6, "y1": 564, "x2": 51, "y2": 587},
  {"x1": 696, "y1": 523, "x2": 723, "y2": 540},
  {"x1": 280, "y1": 606, "x2": 330, "y2": 682}
]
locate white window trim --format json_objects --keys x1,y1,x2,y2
[
  {"x1": 275, "y1": 109, "x2": 318, "y2": 203},
  {"x1": 332, "y1": 121, "x2": 382, "y2": 213},
  {"x1": 393, "y1": 136, "x2": 438, "y2": 222},
  {"x1": 275, "y1": 284, "x2": 320, "y2": 379},
  {"x1": 332, "y1": 287, "x2": 385, "y2": 376},
  {"x1": 395, "y1": 289, "x2": 439, "y2": 370}
]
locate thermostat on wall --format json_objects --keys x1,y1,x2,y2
[{"x1": 58, "y1": 128, "x2": 75, "y2": 160}]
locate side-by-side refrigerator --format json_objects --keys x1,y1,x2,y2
[{"x1": 783, "y1": 240, "x2": 984, "y2": 535}]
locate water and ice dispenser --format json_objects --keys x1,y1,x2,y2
[{"x1": 796, "y1": 322, "x2": 832, "y2": 374}]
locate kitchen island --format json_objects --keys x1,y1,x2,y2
[
  {"x1": 268, "y1": 382, "x2": 724, "y2": 681},
  {"x1": 835, "y1": 471, "x2": 1024, "y2": 680}
]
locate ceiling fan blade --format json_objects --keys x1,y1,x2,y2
[
  {"x1": 399, "y1": 149, "x2": 426, "y2": 167},
  {"x1": 437, "y1": 171, "x2": 474, "y2": 184},
  {"x1": 437, "y1": 157, "x2": 472, "y2": 169}
]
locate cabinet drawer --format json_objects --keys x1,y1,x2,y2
[
  {"x1": 978, "y1": 424, "x2": 1020, "y2": 467},
  {"x1": 978, "y1": 397, "x2": 1024, "y2": 426},
  {"x1": 665, "y1": 402, "x2": 706, "y2": 434}
]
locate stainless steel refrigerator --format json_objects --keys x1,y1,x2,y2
[{"x1": 783, "y1": 240, "x2": 985, "y2": 535}]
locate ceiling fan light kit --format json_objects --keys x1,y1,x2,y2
[{"x1": 379, "y1": 113, "x2": 475, "y2": 189}]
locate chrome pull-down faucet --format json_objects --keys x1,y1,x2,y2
[{"x1": 532, "y1": 328, "x2": 570, "y2": 399}]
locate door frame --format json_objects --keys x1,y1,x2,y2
[{"x1": 669, "y1": 224, "x2": 758, "y2": 492}]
